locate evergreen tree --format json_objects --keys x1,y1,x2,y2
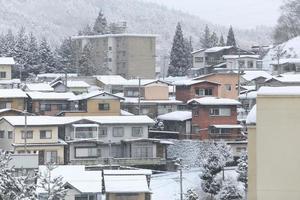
[
  {"x1": 93, "y1": 10, "x2": 108, "y2": 35},
  {"x1": 210, "y1": 32, "x2": 219, "y2": 47},
  {"x1": 14, "y1": 27, "x2": 29, "y2": 79},
  {"x1": 78, "y1": 42, "x2": 96, "y2": 76},
  {"x1": 56, "y1": 37, "x2": 75, "y2": 73},
  {"x1": 1, "y1": 29, "x2": 15, "y2": 57},
  {"x1": 79, "y1": 24, "x2": 94, "y2": 36},
  {"x1": 38, "y1": 162, "x2": 67, "y2": 200},
  {"x1": 217, "y1": 178, "x2": 243, "y2": 200},
  {"x1": 200, "y1": 25, "x2": 211, "y2": 48},
  {"x1": 184, "y1": 37, "x2": 193, "y2": 72},
  {"x1": 27, "y1": 32, "x2": 40, "y2": 76},
  {"x1": 219, "y1": 34, "x2": 226, "y2": 46},
  {"x1": 168, "y1": 22, "x2": 189, "y2": 76},
  {"x1": 236, "y1": 151, "x2": 248, "y2": 192},
  {"x1": 0, "y1": 151, "x2": 37, "y2": 200},
  {"x1": 226, "y1": 26, "x2": 237, "y2": 47},
  {"x1": 185, "y1": 188, "x2": 199, "y2": 200},
  {"x1": 39, "y1": 37, "x2": 56, "y2": 73}
]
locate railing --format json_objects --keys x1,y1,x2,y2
[
  {"x1": 69, "y1": 157, "x2": 166, "y2": 166},
  {"x1": 208, "y1": 133, "x2": 243, "y2": 141},
  {"x1": 73, "y1": 131, "x2": 98, "y2": 139}
]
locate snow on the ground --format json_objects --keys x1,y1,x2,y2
[{"x1": 151, "y1": 168, "x2": 239, "y2": 200}]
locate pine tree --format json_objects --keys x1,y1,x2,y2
[
  {"x1": 168, "y1": 22, "x2": 189, "y2": 76},
  {"x1": 210, "y1": 32, "x2": 219, "y2": 47},
  {"x1": 79, "y1": 24, "x2": 94, "y2": 36},
  {"x1": 14, "y1": 27, "x2": 29, "y2": 79},
  {"x1": 38, "y1": 162, "x2": 67, "y2": 200},
  {"x1": 219, "y1": 34, "x2": 226, "y2": 46},
  {"x1": 93, "y1": 10, "x2": 108, "y2": 35},
  {"x1": 226, "y1": 26, "x2": 237, "y2": 47},
  {"x1": 39, "y1": 37, "x2": 56, "y2": 73},
  {"x1": 0, "y1": 151, "x2": 37, "y2": 200},
  {"x1": 184, "y1": 37, "x2": 193, "y2": 72},
  {"x1": 200, "y1": 25, "x2": 211, "y2": 48},
  {"x1": 27, "y1": 32, "x2": 40, "y2": 76},
  {"x1": 78, "y1": 42, "x2": 96, "y2": 76},
  {"x1": 56, "y1": 37, "x2": 75, "y2": 73},
  {"x1": 185, "y1": 188, "x2": 199, "y2": 200},
  {"x1": 217, "y1": 178, "x2": 243, "y2": 200},
  {"x1": 236, "y1": 151, "x2": 248, "y2": 192},
  {"x1": 1, "y1": 29, "x2": 15, "y2": 57}
]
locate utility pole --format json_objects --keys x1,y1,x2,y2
[
  {"x1": 108, "y1": 140, "x2": 112, "y2": 169},
  {"x1": 237, "y1": 47, "x2": 241, "y2": 96},
  {"x1": 24, "y1": 109, "x2": 28, "y2": 153},
  {"x1": 138, "y1": 77, "x2": 141, "y2": 115},
  {"x1": 180, "y1": 167, "x2": 183, "y2": 200}
]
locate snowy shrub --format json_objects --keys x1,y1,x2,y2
[
  {"x1": 185, "y1": 188, "x2": 199, "y2": 200},
  {"x1": 216, "y1": 178, "x2": 244, "y2": 200},
  {"x1": 236, "y1": 151, "x2": 248, "y2": 191}
]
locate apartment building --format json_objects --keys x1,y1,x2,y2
[
  {"x1": 72, "y1": 34, "x2": 156, "y2": 79},
  {"x1": 247, "y1": 86, "x2": 300, "y2": 200}
]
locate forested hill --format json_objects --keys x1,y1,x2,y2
[{"x1": 0, "y1": 0, "x2": 272, "y2": 53}]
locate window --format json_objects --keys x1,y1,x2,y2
[
  {"x1": 75, "y1": 147, "x2": 98, "y2": 158},
  {"x1": 98, "y1": 127, "x2": 107, "y2": 138},
  {"x1": 192, "y1": 125, "x2": 200, "y2": 133},
  {"x1": 195, "y1": 88, "x2": 213, "y2": 96},
  {"x1": 132, "y1": 127, "x2": 143, "y2": 137},
  {"x1": 209, "y1": 108, "x2": 231, "y2": 116},
  {"x1": 0, "y1": 130, "x2": 4, "y2": 138},
  {"x1": 40, "y1": 130, "x2": 52, "y2": 139},
  {"x1": 238, "y1": 60, "x2": 245, "y2": 68},
  {"x1": 193, "y1": 110, "x2": 199, "y2": 117},
  {"x1": 127, "y1": 90, "x2": 139, "y2": 97},
  {"x1": 132, "y1": 142, "x2": 153, "y2": 158},
  {"x1": 248, "y1": 61, "x2": 254, "y2": 68},
  {"x1": 21, "y1": 131, "x2": 33, "y2": 139},
  {"x1": 210, "y1": 128, "x2": 231, "y2": 134},
  {"x1": 98, "y1": 103, "x2": 110, "y2": 111},
  {"x1": 225, "y1": 84, "x2": 232, "y2": 91},
  {"x1": 8, "y1": 131, "x2": 13, "y2": 139},
  {"x1": 57, "y1": 104, "x2": 67, "y2": 110},
  {"x1": 41, "y1": 104, "x2": 51, "y2": 111},
  {"x1": 0, "y1": 102, "x2": 11, "y2": 109},
  {"x1": 113, "y1": 127, "x2": 124, "y2": 137},
  {"x1": 115, "y1": 194, "x2": 139, "y2": 200},
  {"x1": 0, "y1": 72, "x2": 6, "y2": 78},
  {"x1": 195, "y1": 57, "x2": 204, "y2": 63},
  {"x1": 45, "y1": 151, "x2": 58, "y2": 163},
  {"x1": 108, "y1": 46, "x2": 112, "y2": 50}
]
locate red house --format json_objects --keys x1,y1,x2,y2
[
  {"x1": 188, "y1": 97, "x2": 242, "y2": 140},
  {"x1": 174, "y1": 80, "x2": 220, "y2": 103}
]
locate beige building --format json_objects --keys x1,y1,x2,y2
[
  {"x1": 247, "y1": 86, "x2": 300, "y2": 200},
  {"x1": 0, "y1": 89, "x2": 27, "y2": 111},
  {"x1": 72, "y1": 34, "x2": 156, "y2": 79},
  {"x1": 0, "y1": 57, "x2": 14, "y2": 80}
]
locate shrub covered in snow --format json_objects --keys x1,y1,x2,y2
[
  {"x1": 217, "y1": 178, "x2": 244, "y2": 200},
  {"x1": 185, "y1": 188, "x2": 199, "y2": 200},
  {"x1": 236, "y1": 151, "x2": 248, "y2": 191}
]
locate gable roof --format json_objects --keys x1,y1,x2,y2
[
  {"x1": 205, "y1": 46, "x2": 233, "y2": 53},
  {"x1": 265, "y1": 74, "x2": 300, "y2": 83},
  {"x1": 95, "y1": 75, "x2": 128, "y2": 85},
  {"x1": 66, "y1": 81, "x2": 90, "y2": 88},
  {"x1": 188, "y1": 97, "x2": 241, "y2": 105},
  {"x1": 173, "y1": 79, "x2": 220, "y2": 86},
  {"x1": 125, "y1": 79, "x2": 170, "y2": 86},
  {"x1": 0, "y1": 57, "x2": 15, "y2": 65},
  {"x1": 24, "y1": 83, "x2": 54, "y2": 92},
  {"x1": 104, "y1": 175, "x2": 150, "y2": 193},
  {"x1": 26, "y1": 92, "x2": 76, "y2": 100},
  {"x1": 69, "y1": 90, "x2": 124, "y2": 101},
  {"x1": 157, "y1": 111, "x2": 192, "y2": 121},
  {"x1": 241, "y1": 70, "x2": 272, "y2": 82},
  {"x1": 0, "y1": 89, "x2": 27, "y2": 98}
]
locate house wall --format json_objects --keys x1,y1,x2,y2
[
  {"x1": 14, "y1": 126, "x2": 59, "y2": 144},
  {"x1": 65, "y1": 188, "x2": 81, "y2": 200},
  {"x1": 86, "y1": 99, "x2": 121, "y2": 116},
  {"x1": 191, "y1": 105, "x2": 238, "y2": 140},
  {"x1": 248, "y1": 125, "x2": 257, "y2": 200},
  {"x1": 176, "y1": 82, "x2": 219, "y2": 103},
  {"x1": 107, "y1": 192, "x2": 145, "y2": 200},
  {"x1": 0, "y1": 119, "x2": 14, "y2": 151},
  {"x1": 192, "y1": 51, "x2": 205, "y2": 68},
  {"x1": 4, "y1": 98, "x2": 26, "y2": 110},
  {"x1": 254, "y1": 95, "x2": 300, "y2": 200},
  {"x1": 0, "y1": 65, "x2": 12, "y2": 80},
  {"x1": 31, "y1": 100, "x2": 69, "y2": 115},
  {"x1": 144, "y1": 83, "x2": 169, "y2": 100},
  {"x1": 198, "y1": 74, "x2": 238, "y2": 99}
]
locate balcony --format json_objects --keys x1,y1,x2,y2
[{"x1": 72, "y1": 124, "x2": 99, "y2": 140}]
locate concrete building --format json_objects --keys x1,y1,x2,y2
[
  {"x1": 247, "y1": 86, "x2": 300, "y2": 200},
  {"x1": 72, "y1": 34, "x2": 156, "y2": 79}
]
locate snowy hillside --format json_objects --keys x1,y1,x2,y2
[{"x1": 263, "y1": 36, "x2": 300, "y2": 71}]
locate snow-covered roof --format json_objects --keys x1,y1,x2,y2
[
  {"x1": 271, "y1": 58, "x2": 300, "y2": 65},
  {"x1": 0, "y1": 79, "x2": 21, "y2": 84},
  {"x1": 162, "y1": 76, "x2": 189, "y2": 83},
  {"x1": 257, "y1": 86, "x2": 300, "y2": 96},
  {"x1": 0, "y1": 57, "x2": 15, "y2": 65},
  {"x1": 121, "y1": 109, "x2": 134, "y2": 116},
  {"x1": 266, "y1": 74, "x2": 300, "y2": 83},
  {"x1": 0, "y1": 89, "x2": 27, "y2": 98},
  {"x1": 24, "y1": 83, "x2": 54, "y2": 92},
  {"x1": 1, "y1": 115, "x2": 155, "y2": 126},
  {"x1": 246, "y1": 104, "x2": 256, "y2": 124},
  {"x1": 37, "y1": 165, "x2": 102, "y2": 194},
  {"x1": 205, "y1": 46, "x2": 233, "y2": 53},
  {"x1": 95, "y1": 75, "x2": 128, "y2": 85},
  {"x1": 26, "y1": 92, "x2": 76, "y2": 100},
  {"x1": 188, "y1": 97, "x2": 241, "y2": 106},
  {"x1": 72, "y1": 34, "x2": 157, "y2": 40},
  {"x1": 240, "y1": 85, "x2": 256, "y2": 91},
  {"x1": 191, "y1": 49, "x2": 205, "y2": 54},
  {"x1": 69, "y1": 90, "x2": 124, "y2": 101},
  {"x1": 37, "y1": 73, "x2": 78, "y2": 78},
  {"x1": 241, "y1": 70, "x2": 272, "y2": 81},
  {"x1": 239, "y1": 91, "x2": 257, "y2": 99},
  {"x1": 104, "y1": 169, "x2": 152, "y2": 175},
  {"x1": 211, "y1": 124, "x2": 243, "y2": 129},
  {"x1": 104, "y1": 175, "x2": 150, "y2": 193},
  {"x1": 125, "y1": 79, "x2": 169, "y2": 86},
  {"x1": 223, "y1": 55, "x2": 260, "y2": 59},
  {"x1": 67, "y1": 81, "x2": 90, "y2": 88},
  {"x1": 173, "y1": 79, "x2": 220, "y2": 86},
  {"x1": 120, "y1": 95, "x2": 182, "y2": 104},
  {"x1": 157, "y1": 111, "x2": 192, "y2": 121}
]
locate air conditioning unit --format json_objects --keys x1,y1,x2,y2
[{"x1": 65, "y1": 136, "x2": 71, "y2": 141}]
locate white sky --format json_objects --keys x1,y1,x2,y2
[{"x1": 141, "y1": 0, "x2": 284, "y2": 29}]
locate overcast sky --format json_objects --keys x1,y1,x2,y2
[{"x1": 141, "y1": 0, "x2": 284, "y2": 29}]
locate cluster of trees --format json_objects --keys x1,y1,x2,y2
[
  {"x1": 167, "y1": 23, "x2": 193, "y2": 77},
  {"x1": 274, "y1": 0, "x2": 300, "y2": 43},
  {"x1": 0, "y1": 151, "x2": 67, "y2": 200},
  {"x1": 0, "y1": 27, "x2": 75, "y2": 79},
  {"x1": 200, "y1": 25, "x2": 236, "y2": 49},
  {"x1": 185, "y1": 143, "x2": 248, "y2": 200}
]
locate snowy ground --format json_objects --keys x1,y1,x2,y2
[{"x1": 150, "y1": 167, "x2": 239, "y2": 200}]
